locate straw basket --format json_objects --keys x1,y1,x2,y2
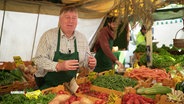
[
  {"x1": 173, "y1": 28, "x2": 184, "y2": 48},
  {"x1": 173, "y1": 39, "x2": 184, "y2": 48}
]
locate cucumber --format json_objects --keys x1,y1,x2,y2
[{"x1": 137, "y1": 86, "x2": 172, "y2": 95}]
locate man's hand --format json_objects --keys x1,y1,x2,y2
[
  {"x1": 56, "y1": 60, "x2": 79, "y2": 71},
  {"x1": 88, "y1": 56, "x2": 96, "y2": 69}
]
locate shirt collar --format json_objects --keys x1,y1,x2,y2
[{"x1": 60, "y1": 29, "x2": 76, "y2": 40}]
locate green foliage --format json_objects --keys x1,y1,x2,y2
[
  {"x1": 139, "y1": 53, "x2": 175, "y2": 68},
  {"x1": 133, "y1": 44, "x2": 146, "y2": 53},
  {"x1": 0, "y1": 92, "x2": 56, "y2": 104},
  {"x1": 0, "y1": 69, "x2": 24, "y2": 86},
  {"x1": 175, "y1": 81, "x2": 184, "y2": 93}
]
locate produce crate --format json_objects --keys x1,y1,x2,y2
[
  {"x1": 90, "y1": 85, "x2": 123, "y2": 97},
  {"x1": 42, "y1": 84, "x2": 104, "y2": 103},
  {"x1": 0, "y1": 80, "x2": 36, "y2": 95},
  {"x1": 90, "y1": 85, "x2": 122, "y2": 104},
  {"x1": 0, "y1": 62, "x2": 16, "y2": 70},
  {"x1": 0, "y1": 61, "x2": 33, "y2": 70},
  {"x1": 76, "y1": 73, "x2": 124, "y2": 96},
  {"x1": 76, "y1": 77, "x2": 123, "y2": 104},
  {"x1": 0, "y1": 61, "x2": 37, "y2": 95}
]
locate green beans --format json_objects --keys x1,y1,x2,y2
[{"x1": 92, "y1": 75, "x2": 137, "y2": 92}]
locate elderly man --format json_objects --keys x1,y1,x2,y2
[{"x1": 33, "y1": 6, "x2": 96, "y2": 89}]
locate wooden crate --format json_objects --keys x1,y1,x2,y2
[
  {"x1": 90, "y1": 85, "x2": 123, "y2": 97},
  {"x1": 42, "y1": 84, "x2": 105, "y2": 103},
  {"x1": 0, "y1": 61, "x2": 33, "y2": 70},
  {"x1": 0, "y1": 81, "x2": 36, "y2": 95}
]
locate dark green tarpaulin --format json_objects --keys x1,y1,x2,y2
[{"x1": 153, "y1": 7, "x2": 184, "y2": 21}]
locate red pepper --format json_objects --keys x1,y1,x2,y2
[
  {"x1": 122, "y1": 93, "x2": 131, "y2": 102},
  {"x1": 142, "y1": 96, "x2": 155, "y2": 104},
  {"x1": 134, "y1": 98, "x2": 140, "y2": 104},
  {"x1": 126, "y1": 96, "x2": 135, "y2": 104},
  {"x1": 138, "y1": 97, "x2": 150, "y2": 104}
]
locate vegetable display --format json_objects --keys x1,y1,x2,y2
[
  {"x1": 1, "y1": 44, "x2": 184, "y2": 104},
  {"x1": 91, "y1": 74, "x2": 137, "y2": 91}
]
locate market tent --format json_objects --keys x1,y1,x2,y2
[
  {"x1": 0, "y1": 0, "x2": 183, "y2": 62},
  {"x1": 0, "y1": 0, "x2": 119, "y2": 18}
]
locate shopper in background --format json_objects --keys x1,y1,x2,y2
[
  {"x1": 33, "y1": 6, "x2": 96, "y2": 90},
  {"x1": 136, "y1": 25, "x2": 147, "y2": 46},
  {"x1": 93, "y1": 16, "x2": 124, "y2": 73}
]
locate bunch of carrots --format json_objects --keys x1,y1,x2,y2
[{"x1": 127, "y1": 66, "x2": 171, "y2": 82}]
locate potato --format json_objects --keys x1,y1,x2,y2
[
  {"x1": 48, "y1": 99, "x2": 60, "y2": 104},
  {"x1": 80, "y1": 97, "x2": 93, "y2": 104},
  {"x1": 71, "y1": 101, "x2": 80, "y2": 104},
  {"x1": 49, "y1": 94, "x2": 70, "y2": 104}
]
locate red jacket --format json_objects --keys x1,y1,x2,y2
[{"x1": 94, "y1": 26, "x2": 117, "y2": 63}]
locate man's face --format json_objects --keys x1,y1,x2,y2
[{"x1": 59, "y1": 11, "x2": 78, "y2": 34}]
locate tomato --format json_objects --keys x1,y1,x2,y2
[
  {"x1": 95, "y1": 100, "x2": 105, "y2": 104},
  {"x1": 57, "y1": 90, "x2": 66, "y2": 95},
  {"x1": 68, "y1": 96, "x2": 77, "y2": 103},
  {"x1": 76, "y1": 96, "x2": 81, "y2": 101},
  {"x1": 64, "y1": 101, "x2": 70, "y2": 104}
]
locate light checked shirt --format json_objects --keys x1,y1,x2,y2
[{"x1": 33, "y1": 27, "x2": 90, "y2": 77}]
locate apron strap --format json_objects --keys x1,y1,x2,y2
[
  {"x1": 74, "y1": 39, "x2": 77, "y2": 52},
  {"x1": 56, "y1": 29, "x2": 61, "y2": 52}
]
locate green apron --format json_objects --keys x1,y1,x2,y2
[
  {"x1": 94, "y1": 39, "x2": 113, "y2": 72},
  {"x1": 40, "y1": 29, "x2": 79, "y2": 90}
]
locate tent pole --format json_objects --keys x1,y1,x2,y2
[
  {"x1": 0, "y1": 0, "x2": 6, "y2": 46},
  {"x1": 89, "y1": 15, "x2": 107, "y2": 51},
  {"x1": 31, "y1": 4, "x2": 41, "y2": 59}
]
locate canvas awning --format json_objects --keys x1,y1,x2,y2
[
  {"x1": 0, "y1": 0, "x2": 119, "y2": 19},
  {"x1": 1, "y1": 0, "x2": 183, "y2": 19}
]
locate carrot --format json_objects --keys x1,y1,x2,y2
[{"x1": 128, "y1": 67, "x2": 171, "y2": 82}]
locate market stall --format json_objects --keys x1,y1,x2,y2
[
  {"x1": 0, "y1": 0, "x2": 184, "y2": 104},
  {"x1": 0, "y1": 48, "x2": 184, "y2": 104}
]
